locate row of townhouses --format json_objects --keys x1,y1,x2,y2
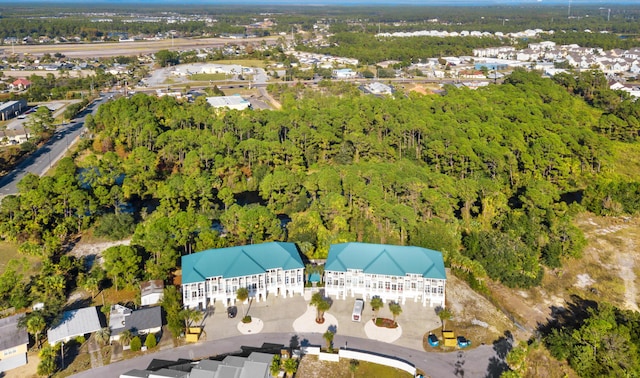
[
  {"x1": 474, "y1": 42, "x2": 640, "y2": 75},
  {"x1": 181, "y1": 242, "x2": 446, "y2": 310}
]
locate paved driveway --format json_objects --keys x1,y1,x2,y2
[
  {"x1": 202, "y1": 290, "x2": 441, "y2": 351},
  {"x1": 68, "y1": 291, "x2": 510, "y2": 378}
]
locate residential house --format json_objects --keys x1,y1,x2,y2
[
  {"x1": 181, "y1": 242, "x2": 305, "y2": 309},
  {"x1": 140, "y1": 280, "x2": 164, "y2": 306},
  {"x1": 47, "y1": 307, "x2": 103, "y2": 346},
  {"x1": 109, "y1": 305, "x2": 162, "y2": 343},
  {"x1": 332, "y1": 68, "x2": 357, "y2": 79},
  {"x1": 120, "y1": 352, "x2": 274, "y2": 378},
  {"x1": 10, "y1": 78, "x2": 31, "y2": 90},
  {"x1": 0, "y1": 314, "x2": 29, "y2": 372},
  {"x1": 324, "y1": 243, "x2": 446, "y2": 307}
]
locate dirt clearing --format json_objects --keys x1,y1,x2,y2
[{"x1": 487, "y1": 213, "x2": 640, "y2": 337}]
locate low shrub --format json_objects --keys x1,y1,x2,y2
[
  {"x1": 94, "y1": 213, "x2": 136, "y2": 240},
  {"x1": 242, "y1": 315, "x2": 252, "y2": 324},
  {"x1": 130, "y1": 336, "x2": 142, "y2": 352},
  {"x1": 145, "y1": 334, "x2": 157, "y2": 349},
  {"x1": 374, "y1": 318, "x2": 398, "y2": 329}
]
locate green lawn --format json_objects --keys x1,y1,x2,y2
[
  {"x1": 209, "y1": 59, "x2": 267, "y2": 68},
  {"x1": 297, "y1": 355, "x2": 413, "y2": 377},
  {"x1": 611, "y1": 141, "x2": 640, "y2": 180},
  {"x1": 0, "y1": 241, "x2": 20, "y2": 272},
  {"x1": 0, "y1": 241, "x2": 41, "y2": 276},
  {"x1": 189, "y1": 73, "x2": 231, "y2": 81}
]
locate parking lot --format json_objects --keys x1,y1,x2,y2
[{"x1": 202, "y1": 289, "x2": 442, "y2": 351}]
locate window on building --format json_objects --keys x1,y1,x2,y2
[{"x1": 385, "y1": 282, "x2": 390, "y2": 291}]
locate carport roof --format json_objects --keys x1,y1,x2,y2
[
  {"x1": 325, "y1": 242, "x2": 446, "y2": 279},
  {"x1": 182, "y1": 242, "x2": 303, "y2": 284}
]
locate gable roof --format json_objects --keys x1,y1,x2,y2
[
  {"x1": 12, "y1": 78, "x2": 31, "y2": 86},
  {"x1": 182, "y1": 242, "x2": 303, "y2": 284},
  {"x1": 110, "y1": 306, "x2": 162, "y2": 336},
  {"x1": 325, "y1": 242, "x2": 446, "y2": 280},
  {"x1": 47, "y1": 307, "x2": 102, "y2": 345},
  {"x1": 0, "y1": 314, "x2": 29, "y2": 351},
  {"x1": 140, "y1": 280, "x2": 164, "y2": 297}
]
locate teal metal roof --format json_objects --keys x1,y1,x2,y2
[
  {"x1": 182, "y1": 242, "x2": 304, "y2": 284},
  {"x1": 325, "y1": 243, "x2": 446, "y2": 280}
]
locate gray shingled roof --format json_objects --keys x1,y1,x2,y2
[
  {"x1": 111, "y1": 306, "x2": 162, "y2": 336},
  {"x1": 0, "y1": 314, "x2": 29, "y2": 350}
]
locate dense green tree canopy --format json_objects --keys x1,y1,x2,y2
[{"x1": 0, "y1": 69, "x2": 621, "y2": 290}]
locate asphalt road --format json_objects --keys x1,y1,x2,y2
[
  {"x1": 69, "y1": 333, "x2": 509, "y2": 378},
  {"x1": 0, "y1": 96, "x2": 109, "y2": 197}
]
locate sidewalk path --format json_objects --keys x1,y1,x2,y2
[
  {"x1": 364, "y1": 319, "x2": 402, "y2": 343},
  {"x1": 292, "y1": 305, "x2": 338, "y2": 334}
]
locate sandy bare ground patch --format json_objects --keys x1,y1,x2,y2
[
  {"x1": 11, "y1": 37, "x2": 278, "y2": 58},
  {"x1": 444, "y1": 273, "x2": 515, "y2": 344},
  {"x1": 2, "y1": 70, "x2": 94, "y2": 79},
  {"x1": 488, "y1": 214, "x2": 640, "y2": 338},
  {"x1": 69, "y1": 238, "x2": 131, "y2": 267}
]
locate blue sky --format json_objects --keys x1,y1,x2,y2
[{"x1": 1, "y1": 0, "x2": 637, "y2": 4}]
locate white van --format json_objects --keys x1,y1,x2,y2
[{"x1": 352, "y1": 299, "x2": 364, "y2": 322}]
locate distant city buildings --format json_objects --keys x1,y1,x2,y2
[{"x1": 206, "y1": 95, "x2": 251, "y2": 111}]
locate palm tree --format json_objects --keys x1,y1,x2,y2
[
  {"x1": 370, "y1": 296, "x2": 384, "y2": 322},
  {"x1": 37, "y1": 345, "x2": 58, "y2": 376},
  {"x1": 94, "y1": 327, "x2": 111, "y2": 346},
  {"x1": 311, "y1": 292, "x2": 330, "y2": 323},
  {"x1": 349, "y1": 359, "x2": 360, "y2": 378},
  {"x1": 180, "y1": 307, "x2": 204, "y2": 331},
  {"x1": 323, "y1": 330, "x2": 334, "y2": 351},
  {"x1": 317, "y1": 299, "x2": 330, "y2": 323},
  {"x1": 388, "y1": 301, "x2": 402, "y2": 325},
  {"x1": 119, "y1": 329, "x2": 133, "y2": 346},
  {"x1": 283, "y1": 357, "x2": 298, "y2": 378},
  {"x1": 26, "y1": 312, "x2": 46, "y2": 350},
  {"x1": 437, "y1": 307, "x2": 454, "y2": 331},
  {"x1": 270, "y1": 355, "x2": 281, "y2": 377},
  {"x1": 236, "y1": 287, "x2": 249, "y2": 318}
]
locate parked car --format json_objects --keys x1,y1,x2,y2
[
  {"x1": 427, "y1": 333, "x2": 439, "y2": 347},
  {"x1": 457, "y1": 336, "x2": 471, "y2": 348},
  {"x1": 227, "y1": 306, "x2": 237, "y2": 318},
  {"x1": 352, "y1": 299, "x2": 364, "y2": 322}
]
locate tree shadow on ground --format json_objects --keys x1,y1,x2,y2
[
  {"x1": 536, "y1": 294, "x2": 598, "y2": 338},
  {"x1": 484, "y1": 331, "x2": 513, "y2": 378},
  {"x1": 289, "y1": 335, "x2": 300, "y2": 349}
]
